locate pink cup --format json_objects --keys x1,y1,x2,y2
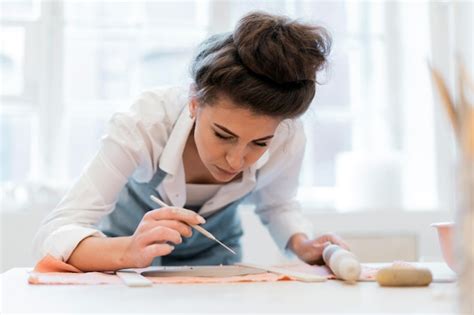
[{"x1": 431, "y1": 222, "x2": 456, "y2": 272}]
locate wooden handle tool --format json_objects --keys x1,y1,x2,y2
[{"x1": 149, "y1": 195, "x2": 236, "y2": 255}]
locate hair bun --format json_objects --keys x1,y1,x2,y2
[{"x1": 233, "y1": 12, "x2": 331, "y2": 85}]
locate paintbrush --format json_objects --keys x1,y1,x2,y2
[{"x1": 149, "y1": 195, "x2": 236, "y2": 255}]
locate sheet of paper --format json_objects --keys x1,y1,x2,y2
[{"x1": 27, "y1": 254, "x2": 378, "y2": 285}]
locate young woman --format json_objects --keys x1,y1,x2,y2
[{"x1": 34, "y1": 12, "x2": 349, "y2": 271}]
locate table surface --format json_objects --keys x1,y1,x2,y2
[{"x1": 1, "y1": 262, "x2": 458, "y2": 313}]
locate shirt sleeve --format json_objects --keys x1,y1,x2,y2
[
  {"x1": 252, "y1": 119, "x2": 314, "y2": 253},
  {"x1": 32, "y1": 91, "x2": 170, "y2": 262}
]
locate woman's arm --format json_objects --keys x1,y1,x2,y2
[
  {"x1": 67, "y1": 207, "x2": 204, "y2": 271},
  {"x1": 67, "y1": 236, "x2": 132, "y2": 271},
  {"x1": 253, "y1": 120, "x2": 314, "y2": 252},
  {"x1": 33, "y1": 91, "x2": 172, "y2": 265},
  {"x1": 253, "y1": 120, "x2": 350, "y2": 264}
]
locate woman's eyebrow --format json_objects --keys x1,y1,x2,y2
[{"x1": 214, "y1": 123, "x2": 274, "y2": 141}]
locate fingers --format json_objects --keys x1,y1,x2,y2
[
  {"x1": 300, "y1": 241, "x2": 326, "y2": 265},
  {"x1": 317, "y1": 233, "x2": 351, "y2": 251},
  {"x1": 139, "y1": 226, "x2": 183, "y2": 246},
  {"x1": 307, "y1": 237, "x2": 348, "y2": 265},
  {"x1": 154, "y1": 220, "x2": 193, "y2": 238},
  {"x1": 328, "y1": 234, "x2": 351, "y2": 250},
  {"x1": 144, "y1": 207, "x2": 206, "y2": 226},
  {"x1": 311, "y1": 241, "x2": 328, "y2": 255},
  {"x1": 145, "y1": 243, "x2": 175, "y2": 258}
]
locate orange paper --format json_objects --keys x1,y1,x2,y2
[{"x1": 28, "y1": 255, "x2": 377, "y2": 285}]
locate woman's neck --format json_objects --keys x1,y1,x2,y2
[{"x1": 182, "y1": 128, "x2": 222, "y2": 185}]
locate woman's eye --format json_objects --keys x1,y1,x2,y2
[
  {"x1": 214, "y1": 131, "x2": 267, "y2": 147},
  {"x1": 214, "y1": 132, "x2": 233, "y2": 140}
]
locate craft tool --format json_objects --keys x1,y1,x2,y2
[
  {"x1": 116, "y1": 270, "x2": 153, "y2": 287},
  {"x1": 322, "y1": 244, "x2": 361, "y2": 282},
  {"x1": 149, "y1": 195, "x2": 236, "y2": 255}
]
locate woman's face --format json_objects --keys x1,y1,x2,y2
[{"x1": 189, "y1": 94, "x2": 281, "y2": 183}]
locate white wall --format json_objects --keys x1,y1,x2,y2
[
  {"x1": 241, "y1": 208, "x2": 451, "y2": 264},
  {"x1": 1, "y1": 206, "x2": 52, "y2": 270}
]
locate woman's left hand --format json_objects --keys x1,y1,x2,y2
[{"x1": 288, "y1": 233, "x2": 351, "y2": 265}]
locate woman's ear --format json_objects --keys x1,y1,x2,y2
[{"x1": 188, "y1": 97, "x2": 199, "y2": 119}]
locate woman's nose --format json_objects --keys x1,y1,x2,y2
[{"x1": 226, "y1": 146, "x2": 245, "y2": 171}]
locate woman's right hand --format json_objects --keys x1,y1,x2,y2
[{"x1": 121, "y1": 207, "x2": 206, "y2": 268}]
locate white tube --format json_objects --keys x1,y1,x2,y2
[{"x1": 323, "y1": 244, "x2": 361, "y2": 282}]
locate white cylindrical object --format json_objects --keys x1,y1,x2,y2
[{"x1": 323, "y1": 244, "x2": 361, "y2": 282}]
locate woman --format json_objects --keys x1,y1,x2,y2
[{"x1": 34, "y1": 12, "x2": 349, "y2": 271}]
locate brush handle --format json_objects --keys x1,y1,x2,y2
[
  {"x1": 191, "y1": 224, "x2": 215, "y2": 240},
  {"x1": 149, "y1": 194, "x2": 236, "y2": 255},
  {"x1": 150, "y1": 195, "x2": 214, "y2": 239},
  {"x1": 150, "y1": 195, "x2": 168, "y2": 208}
]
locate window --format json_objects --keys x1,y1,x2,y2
[
  {"x1": 61, "y1": 1, "x2": 208, "y2": 179},
  {"x1": 1, "y1": 0, "x2": 461, "y2": 212},
  {"x1": 0, "y1": 1, "x2": 41, "y2": 185}
]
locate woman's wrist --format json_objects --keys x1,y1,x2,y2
[
  {"x1": 115, "y1": 236, "x2": 134, "y2": 269},
  {"x1": 287, "y1": 233, "x2": 309, "y2": 257}
]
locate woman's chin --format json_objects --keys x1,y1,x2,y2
[
  {"x1": 213, "y1": 172, "x2": 235, "y2": 183},
  {"x1": 212, "y1": 166, "x2": 238, "y2": 182}
]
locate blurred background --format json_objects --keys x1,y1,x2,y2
[{"x1": 0, "y1": 0, "x2": 472, "y2": 271}]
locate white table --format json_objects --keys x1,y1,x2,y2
[{"x1": 1, "y1": 262, "x2": 458, "y2": 313}]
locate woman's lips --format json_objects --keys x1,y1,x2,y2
[{"x1": 216, "y1": 165, "x2": 239, "y2": 176}]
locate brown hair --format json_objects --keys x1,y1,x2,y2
[{"x1": 190, "y1": 11, "x2": 331, "y2": 119}]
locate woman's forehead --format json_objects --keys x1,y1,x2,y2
[{"x1": 201, "y1": 102, "x2": 281, "y2": 136}]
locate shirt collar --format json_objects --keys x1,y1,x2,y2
[
  {"x1": 252, "y1": 150, "x2": 270, "y2": 170},
  {"x1": 159, "y1": 105, "x2": 194, "y2": 176}
]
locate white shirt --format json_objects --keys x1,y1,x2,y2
[
  {"x1": 184, "y1": 184, "x2": 222, "y2": 207},
  {"x1": 33, "y1": 86, "x2": 314, "y2": 262}
]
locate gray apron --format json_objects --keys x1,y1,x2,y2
[{"x1": 99, "y1": 168, "x2": 245, "y2": 266}]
